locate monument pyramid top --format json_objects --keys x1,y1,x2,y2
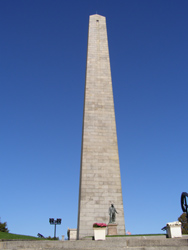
[{"x1": 89, "y1": 14, "x2": 106, "y2": 20}]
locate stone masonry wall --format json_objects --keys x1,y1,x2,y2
[{"x1": 77, "y1": 14, "x2": 125, "y2": 239}]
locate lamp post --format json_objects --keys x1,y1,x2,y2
[{"x1": 49, "y1": 218, "x2": 61, "y2": 239}]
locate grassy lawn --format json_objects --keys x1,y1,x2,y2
[
  {"x1": 0, "y1": 232, "x2": 42, "y2": 240},
  {"x1": 106, "y1": 234, "x2": 166, "y2": 237},
  {"x1": 84, "y1": 234, "x2": 166, "y2": 239}
]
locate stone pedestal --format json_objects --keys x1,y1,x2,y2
[
  {"x1": 67, "y1": 229, "x2": 77, "y2": 240},
  {"x1": 107, "y1": 223, "x2": 117, "y2": 235},
  {"x1": 166, "y1": 221, "x2": 182, "y2": 238}
]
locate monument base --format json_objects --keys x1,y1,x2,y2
[{"x1": 107, "y1": 223, "x2": 117, "y2": 235}]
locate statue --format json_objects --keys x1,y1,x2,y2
[
  {"x1": 109, "y1": 204, "x2": 118, "y2": 223},
  {"x1": 181, "y1": 192, "x2": 188, "y2": 222}
]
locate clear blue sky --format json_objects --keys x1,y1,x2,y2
[{"x1": 1, "y1": 0, "x2": 188, "y2": 239}]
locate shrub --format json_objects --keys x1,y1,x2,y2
[{"x1": 0, "y1": 219, "x2": 9, "y2": 233}]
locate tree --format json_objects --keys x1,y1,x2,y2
[
  {"x1": 0, "y1": 218, "x2": 9, "y2": 233},
  {"x1": 46, "y1": 236, "x2": 59, "y2": 240},
  {"x1": 178, "y1": 212, "x2": 188, "y2": 234}
]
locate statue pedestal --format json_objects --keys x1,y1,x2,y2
[{"x1": 107, "y1": 223, "x2": 117, "y2": 235}]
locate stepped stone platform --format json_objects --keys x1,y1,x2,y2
[{"x1": 0, "y1": 236, "x2": 188, "y2": 250}]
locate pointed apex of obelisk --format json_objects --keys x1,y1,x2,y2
[
  {"x1": 90, "y1": 13, "x2": 105, "y2": 17},
  {"x1": 90, "y1": 14, "x2": 105, "y2": 20}
]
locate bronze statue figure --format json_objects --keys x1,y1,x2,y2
[
  {"x1": 181, "y1": 192, "x2": 188, "y2": 222},
  {"x1": 109, "y1": 204, "x2": 118, "y2": 223}
]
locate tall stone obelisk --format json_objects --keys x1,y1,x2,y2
[{"x1": 77, "y1": 14, "x2": 125, "y2": 239}]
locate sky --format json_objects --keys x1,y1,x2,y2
[{"x1": 0, "y1": 0, "x2": 188, "y2": 239}]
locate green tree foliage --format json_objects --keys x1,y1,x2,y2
[
  {"x1": 178, "y1": 212, "x2": 188, "y2": 234},
  {"x1": 0, "y1": 219, "x2": 9, "y2": 233},
  {"x1": 46, "y1": 236, "x2": 59, "y2": 240}
]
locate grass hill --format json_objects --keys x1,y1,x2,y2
[{"x1": 0, "y1": 232, "x2": 41, "y2": 240}]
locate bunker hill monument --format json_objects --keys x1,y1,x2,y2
[{"x1": 77, "y1": 14, "x2": 125, "y2": 239}]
